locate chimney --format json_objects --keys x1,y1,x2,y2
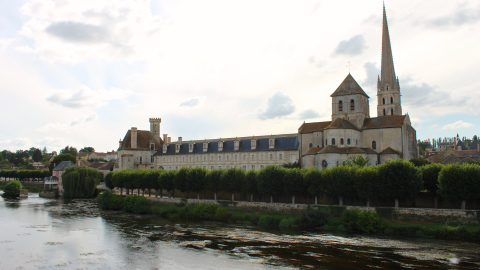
[
  {"x1": 178, "y1": 137, "x2": 182, "y2": 142},
  {"x1": 167, "y1": 137, "x2": 171, "y2": 143},
  {"x1": 131, "y1": 127, "x2": 138, "y2": 149},
  {"x1": 163, "y1": 134, "x2": 168, "y2": 143},
  {"x1": 119, "y1": 140, "x2": 123, "y2": 149}
]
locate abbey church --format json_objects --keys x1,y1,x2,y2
[{"x1": 116, "y1": 5, "x2": 418, "y2": 171}]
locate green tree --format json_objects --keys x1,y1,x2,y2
[
  {"x1": 409, "y1": 158, "x2": 431, "y2": 167},
  {"x1": 354, "y1": 166, "x2": 380, "y2": 207},
  {"x1": 0, "y1": 152, "x2": 3, "y2": 161},
  {"x1": 3, "y1": 180, "x2": 23, "y2": 197},
  {"x1": 438, "y1": 164, "x2": 480, "y2": 209},
  {"x1": 187, "y1": 167, "x2": 208, "y2": 200},
  {"x1": 421, "y1": 163, "x2": 443, "y2": 208},
  {"x1": 220, "y1": 168, "x2": 245, "y2": 201},
  {"x1": 105, "y1": 171, "x2": 114, "y2": 190},
  {"x1": 284, "y1": 168, "x2": 306, "y2": 204},
  {"x1": 323, "y1": 166, "x2": 357, "y2": 206},
  {"x1": 244, "y1": 169, "x2": 258, "y2": 202},
  {"x1": 32, "y1": 149, "x2": 43, "y2": 162},
  {"x1": 174, "y1": 168, "x2": 190, "y2": 198},
  {"x1": 79, "y1": 147, "x2": 95, "y2": 154},
  {"x1": 281, "y1": 162, "x2": 301, "y2": 169},
  {"x1": 49, "y1": 154, "x2": 76, "y2": 174},
  {"x1": 343, "y1": 155, "x2": 370, "y2": 167},
  {"x1": 377, "y1": 159, "x2": 422, "y2": 208},
  {"x1": 304, "y1": 168, "x2": 325, "y2": 205},
  {"x1": 257, "y1": 165, "x2": 285, "y2": 203},
  {"x1": 62, "y1": 166, "x2": 102, "y2": 198},
  {"x1": 205, "y1": 169, "x2": 223, "y2": 200},
  {"x1": 159, "y1": 170, "x2": 176, "y2": 198},
  {"x1": 60, "y1": 146, "x2": 78, "y2": 156}
]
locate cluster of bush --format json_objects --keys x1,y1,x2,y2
[
  {"x1": 0, "y1": 170, "x2": 50, "y2": 181},
  {"x1": 105, "y1": 160, "x2": 480, "y2": 209},
  {"x1": 1, "y1": 180, "x2": 23, "y2": 197}
]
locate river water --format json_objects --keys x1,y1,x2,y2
[{"x1": 1, "y1": 193, "x2": 480, "y2": 270}]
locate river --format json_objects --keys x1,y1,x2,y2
[{"x1": 1, "y1": 193, "x2": 479, "y2": 269}]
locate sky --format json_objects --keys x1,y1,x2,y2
[{"x1": 0, "y1": 0, "x2": 479, "y2": 153}]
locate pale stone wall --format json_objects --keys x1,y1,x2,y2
[
  {"x1": 299, "y1": 132, "x2": 324, "y2": 158},
  {"x1": 379, "y1": 153, "x2": 398, "y2": 164},
  {"x1": 301, "y1": 155, "x2": 316, "y2": 168},
  {"x1": 156, "y1": 149, "x2": 299, "y2": 170},
  {"x1": 118, "y1": 149, "x2": 156, "y2": 170},
  {"x1": 331, "y1": 94, "x2": 369, "y2": 128},
  {"x1": 324, "y1": 128, "x2": 362, "y2": 147},
  {"x1": 362, "y1": 127, "x2": 403, "y2": 155},
  {"x1": 315, "y1": 152, "x2": 377, "y2": 169}
]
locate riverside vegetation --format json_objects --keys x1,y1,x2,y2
[
  {"x1": 104, "y1": 159, "x2": 480, "y2": 209},
  {"x1": 96, "y1": 189, "x2": 480, "y2": 242}
]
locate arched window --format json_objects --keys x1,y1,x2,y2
[
  {"x1": 382, "y1": 98, "x2": 385, "y2": 104},
  {"x1": 372, "y1": 141, "x2": 377, "y2": 150},
  {"x1": 350, "y1": 100, "x2": 355, "y2": 111},
  {"x1": 347, "y1": 138, "x2": 351, "y2": 145},
  {"x1": 321, "y1": 160, "x2": 328, "y2": 168},
  {"x1": 331, "y1": 138, "x2": 336, "y2": 145},
  {"x1": 338, "y1": 101, "x2": 343, "y2": 112},
  {"x1": 383, "y1": 109, "x2": 386, "y2": 116},
  {"x1": 391, "y1": 108, "x2": 394, "y2": 115},
  {"x1": 309, "y1": 143, "x2": 313, "y2": 148},
  {"x1": 325, "y1": 139, "x2": 328, "y2": 146},
  {"x1": 390, "y1": 97, "x2": 393, "y2": 104},
  {"x1": 386, "y1": 86, "x2": 389, "y2": 90},
  {"x1": 340, "y1": 138, "x2": 344, "y2": 145}
]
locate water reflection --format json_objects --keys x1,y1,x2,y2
[{"x1": 1, "y1": 194, "x2": 479, "y2": 269}]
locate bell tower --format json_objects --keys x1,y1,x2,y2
[
  {"x1": 149, "y1": 118, "x2": 161, "y2": 139},
  {"x1": 377, "y1": 4, "x2": 402, "y2": 117}
]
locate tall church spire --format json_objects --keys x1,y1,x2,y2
[
  {"x1": 380, "y1": 3, "x2": 397, "y2": 89},
  {"x1": 377, "y1": 3, "x2": 402, "y2": 117}
]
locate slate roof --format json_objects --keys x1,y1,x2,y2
[
  {"x1": 462, "y1": 157, "x2": 477, "y2": 163},
  {"x1": 455, "y1": 140, "x2": 468, "y2": 150},
  {"x1": 469, "y1": 140, "x2": 480, "y2": 150},
  {"x1": 98, "y1": 162, "x2": 115, "y2": 171},
  {"x1": 89, "y1": 162, "x2": 107, "y2": 169},
  {"x1": 298, "y1": 121, "x2": 332, "y2": 134},
  {"x1": 325, "y1": 118, "x2": 360, "y2": 131},
  {"x1": 53, "y1": 161, "x2": 74, "y2": 171},
  {"x1": 120, "y1": 130, "x2": 162, "y2": 150},
  {"x1": 78, "y1": 159, "x2": 91, "y2": 167},
  {"x1": 302, "y1": 147, "x2": 323, "y2": 156},
  {"x1": 154, "y1": 136, "x2": 299, "y2": 156},
  {"x1": 362, "y1": 115, "x2": 406, "y2": 129},
  {"x1": 330, "y1": 73, "x2": 370, "y2": 98}
]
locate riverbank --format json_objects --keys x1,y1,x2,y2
[{"x1": 97, "y1": 190, "x2": 480, "y2": 243}]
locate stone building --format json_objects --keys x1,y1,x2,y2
[
  {"x1": 116, "y1": 5, "x2": 418, "y2": 171},
  {"x1": 299, "y1": 6, "x2": 418, "y2": 168}
]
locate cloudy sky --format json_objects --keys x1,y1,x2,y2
[{"x1": 0, "y1": 0, "x2": 479, "y2": 152}]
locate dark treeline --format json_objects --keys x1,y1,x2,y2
[
  {"x1": 0, "y1": 170, "x2": 50, "y2": 181},
  {"x1": 105, "y1": 160, "x2": 480, "y2": 209}
]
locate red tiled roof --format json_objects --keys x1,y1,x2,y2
[
  {"x1": 302, "y1": 147, "x2": 323, "y2": 156},
  {"x1": 379, "y1": 147, "x2": 400, "y2": 155},
  {"x1": 325, "y1": 118, "x2": 359, "y2": 131}
]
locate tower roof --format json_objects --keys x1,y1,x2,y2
[
  {"x1": 330, "y1": 73, "x2": 369, "y2": 98},
  {"x1": 380, "y1": 4, "x2": 397, "y2": 88}
]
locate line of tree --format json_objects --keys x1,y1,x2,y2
[
  {"x1": 104, "y1": 160, "x2": 480, "y2": 209},
  {"x1": 0, "y1": 170, "x2": 50, "y2": 181}
]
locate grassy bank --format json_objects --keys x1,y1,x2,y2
[
  {"x1": 0, "y1": 185, "x2": 45, "y2": 192},
  {"x1": 97, "y1": 190, "x2": 480, "y2": 242}
]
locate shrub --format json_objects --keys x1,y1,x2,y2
[
  {"x1": 3, "y1": 180, "x2": 23, "y2": 197},
  {"x1": 300, "y1": 207, "x2": 330, "y2": 229},
  {"x1": 214, "y1": 207, "x2": 230, "y2": 220},
  {"x1": 123, "y1": 195, "x2": 151, "y2": 214},
  {"x1": 356, "y1": 211, "x2": 383, "y2": 233},
  {"x1": 342, "y1": 208, "x2": 361, "y2": 231},
  {"x1": 257, "y1": 215, "x2": 283, "y2": 227},
  {"x1": 279, "y1": 217, "x2": 299, "y2": 228},
  {"x1": 96, "y1": 189, "x2": 124, "y2": 211},
  {"x1": 438, "y1": 164, "x2": 480, "y2": 203},
  {"x1": 192, "y1": 204, "x2": 218, "y2": 220}
]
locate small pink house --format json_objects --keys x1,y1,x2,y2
[{"x1": 52, "y1": 161, "x2": 74, "y2": 191}]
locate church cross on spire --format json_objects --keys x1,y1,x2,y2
[{"x1": 380, "y1": 3, "x2": 397, "y2": 91}]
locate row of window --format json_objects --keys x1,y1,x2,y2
[
  {"x1": 166, "y1": 165, "x2": 266, "y2": 171},
  {"x1": 137, "y1": 156, "x2": 155, "y2": 164},
  {"x1": 324, "y1": 138, "x2": 359, "y2": 146},
  {"x1": 161, "y1": 153, "x2": 283, "y2": 163},
  {"x1": 338, "y1": 100, "x2": 355, "y2": 112},
  {"x1": 382, "y1": 108, "x2": 394, "y2": 116}
]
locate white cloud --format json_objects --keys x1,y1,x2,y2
[
  {"x1": 37, "y1": 137, "x2": 66, "y2": 148},
  {"x1": 36, "y1": 112, "x2": 98, "y2": 132},
  {"x1": 258, "y1": 92, "x2": 296, "y2": 120},
  {"x1": 46, "y1": 86, "x2": 131, "y2": 108},
  {"x1": 0, "y1": 38, "x2": 15, "y2": 50},
  {"x1": 442, "y1": 120, "x2": 473, "y2": 130},
  {"x1": 299, "y1": 109, "x2": 321, "y2": 120},
  {"x1": 0, "y1": 137, "x2": 32, "y2": 149},
  {"x1": 334, "y1": 34, "x2": 368, "y2": 56},
  {"x1": 179, "y1": 97, "x2": 201, "y2": 107},
  {"x1": 17, "y1": 0, "x2": 164, "y2": 63}
]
